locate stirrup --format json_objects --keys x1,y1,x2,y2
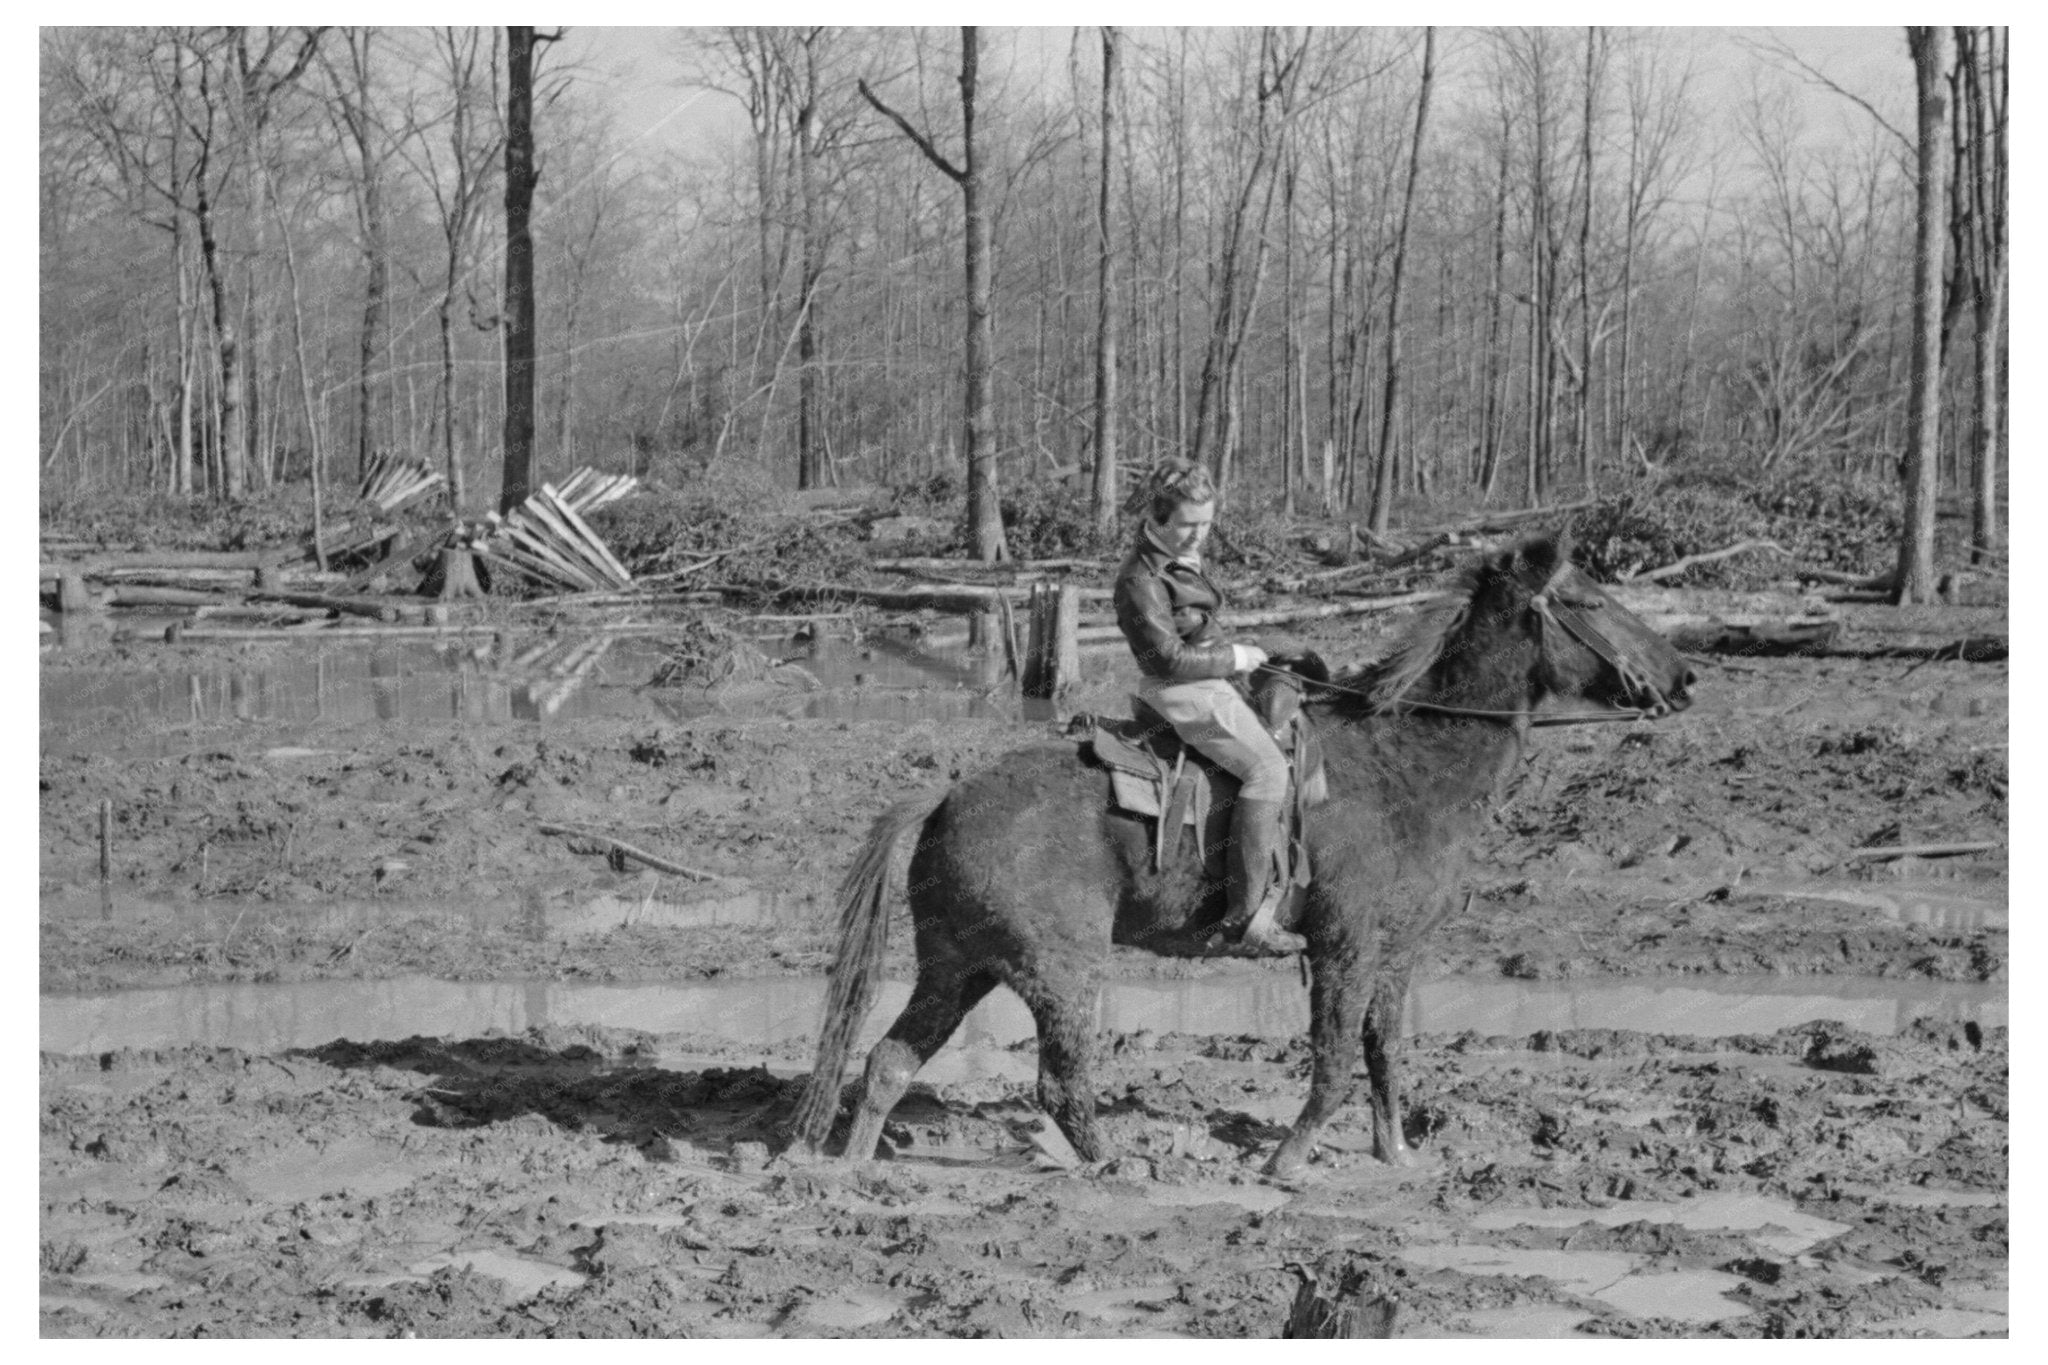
[{"x1": 1239, "y1": 889, "x2": 1306, "y2": 954}]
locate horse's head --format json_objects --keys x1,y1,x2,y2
[{"x1": 1496, "y1": 533, "x2": 1696, "y2": 718}]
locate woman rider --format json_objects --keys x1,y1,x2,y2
[{"x1": 1112, "y1": 460, "x2": 1307, "y2": 956}]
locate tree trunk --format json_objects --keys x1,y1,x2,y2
[
  {"x1": 190, "y1": 95, "x2": 244, "y2": 501},
  {"x1": 1368, "y1": 28, "x2": 1436, "y2": 535},
  {"x1": 500, "y1": 25, "x2": 538, "y2": 514},
  {"x1": 1091, "y1": 26, "x2": 1121, "y2": 536},
  {"x1": 1960, "y1": 25, "x2": 2006, "y2": 564},
  {"x1": 796, "y1": 32, "x2": 825, "y2": 491},
  {"x1": 1478, "y1": 107, "x2": 1510, "y2": 499},
  {"x1": 1895, "y1": 26, "x2": 1952, "y2": 605},
  {"x1": 1576, "y1": 27, "x2": 1601, "y2": 486},
  {"x1": 957, "y1": 30, "x2": 1005, "y2": 560}
]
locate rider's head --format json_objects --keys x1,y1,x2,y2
[{"x1": 1145, "y1": 460, "x2": 1216, "y2": 519}]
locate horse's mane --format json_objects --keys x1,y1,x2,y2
[{"x1": 1316, "y1": 558, "x2": 1486, "y2": 718}]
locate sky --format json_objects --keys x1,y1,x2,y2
[{"x1": 555, "y1": 24, "x2": 1916, "y2": 171}]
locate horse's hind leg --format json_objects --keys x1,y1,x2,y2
[
  {"x1": 840, "y1": 966, "x2": 997, "y2": 1161},
  {"x1": 1264, "y1": 956, "x2": 1364, "y2": 1179},
  {"x1": 1021, "y1": 983, "x2": 1108, "y2": 1163},
  {"x1": 1361, "y1": 969, "x2": 1417, "y2": 1166}
]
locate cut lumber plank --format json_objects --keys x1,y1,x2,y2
[
  {"x1": 539, "y1": 484, "x2": 634, "y2": 585},
  {"x1": 499, "y1": 516, "x2": 607, "y2": 591},
  {"x1": 516, "y1": 494, "x2": 619, "y2": 585}
]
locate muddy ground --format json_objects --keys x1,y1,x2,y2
[{"x1": 38, "y1": 591, "x2": 2008, "y2": 1337}]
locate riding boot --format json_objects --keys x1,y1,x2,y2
[{"x1": 1219, "y1": 796, "x2": 1307, "y2": 956}]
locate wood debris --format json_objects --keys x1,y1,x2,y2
[
  {"x1": 360, "y1": 453, "x2": 447, "y2": 513},
  {"x1": 467, "y1": 470, "x2": 640, "y2": 594}
]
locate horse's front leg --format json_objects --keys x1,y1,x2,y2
[
  {"x1": 1264, "y1": 949, "x2": 1363, "y2": 1178},
  {"x1": 1362, "y1": 968, "x2": 1417, "y2": 1166}
]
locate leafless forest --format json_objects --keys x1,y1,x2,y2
[{"x1": 39, "y1": 26, "x2": 2006, "y2": 590}]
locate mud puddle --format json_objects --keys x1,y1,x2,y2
[{"x1": 41, "y1": 971, "x2": 2005, "y2": 1060}]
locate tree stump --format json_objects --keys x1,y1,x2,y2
[
  {"x1": 1281, "y1": 1256, "x2": 1400, "y2": 1338},
  {"x1": 433, "y1": 548, "x2": 487, "y2": 600}
]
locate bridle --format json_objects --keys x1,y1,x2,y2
[{"x1": 1256, "y1": 559, "x2": 1674, "y2": 725}]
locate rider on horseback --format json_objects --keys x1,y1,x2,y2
[{"x1": 1112, "y1": 460, "x2": 1307, "y2": 957}]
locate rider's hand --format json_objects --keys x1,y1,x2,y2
[{"x1": 1232, "y1": 644, "x2": 1269, "y2": 675}]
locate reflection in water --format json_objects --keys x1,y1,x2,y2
[
  {"x1": 39, "y1": 627, "x2": 1044, "y2": 742},
  {"x1": 40, "y1": 972, "x2": 2006, "y2": 1060}
]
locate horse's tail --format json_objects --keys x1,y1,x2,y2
[{"x1": 786, "y1": 792, "x2": 945, "y2": 1153}]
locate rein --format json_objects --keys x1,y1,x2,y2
[{"x1": 1255, "y1": 665, "x2": 1654, "y2": 727}]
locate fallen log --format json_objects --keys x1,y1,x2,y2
[
  {"x1": 1626, "y1": 539, "x2": 1785, "y2": 583},
  {"x1": 41, "y1": 550, "x2": 290, "y2": 577},
  {"x1": 104, "y1": 584, "x2": 236, "y2": 609},
  {"x1": 771, "y1": 582, "x2": 1025, "y2": 612},
  {"x1": 1218, "y1": 591, "x2": 1436, "y2": 629},
  {"x1": 1841, "y1": 841, "x2": 2000, "y2": 864},
  {"x1": 248, "y1": 591, "x2": 408, "y2": 623},
  {"x1": 537, "y1": 822, "x2": 740, "y2": 884},
  {"x1": 1661, "y1": 618, "x2": 1843, "y2": 656},
  {"x1": 1073, "y1": 591, "x2": 1436, "y2": 643},
  {"x1": 1795, "y1": 566, "x2": 1895, "y2": 588}
]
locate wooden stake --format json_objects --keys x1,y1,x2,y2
[
  {"x1": 1023, "y1": 582, "x2": 1080, "y2": 699},
  {"x1": 57, "y1": 572, "x2": 95, "y2": 614}
]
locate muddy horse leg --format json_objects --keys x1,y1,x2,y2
[
  {"x1": 1361, "y1": 969, "x2": 1417, "y2": 1166},
  {"x1": 1264, "y1": 955, "x2": 1365, "y2": 1178},
  {"x1": 840, "y1": 967, "x2": 997, "y2": 1160},
  {"x1": 1021, "y1": 982, "x2": 1108, "y2": 1162}
]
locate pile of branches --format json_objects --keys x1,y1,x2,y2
[{"x1": 1570, "y1": 466, "x2": 1902, "y2": 588}]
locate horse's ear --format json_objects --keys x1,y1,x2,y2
[{"x1": 1514, "y1": 532, "x2": 1569, "y2": 583}]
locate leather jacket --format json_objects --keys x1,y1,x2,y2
[{"x1": 1113, "y1": 529, "x2": 1239, "y2": 683}]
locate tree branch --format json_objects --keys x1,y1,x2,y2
[
  {"x1": 857, "y1": 76, "x2": 964, "y2": 184},
  {"x1": 1739, "y1": 32, "x2": 1911, "y2": 153}
]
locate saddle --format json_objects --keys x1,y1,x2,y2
[{"x1": 1073, "y1": 676, "x2": 1327, "y2": 882}]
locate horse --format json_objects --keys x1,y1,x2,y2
[{"x1": 785, "y1": 532, "x2": 1695, "y2": 1177}]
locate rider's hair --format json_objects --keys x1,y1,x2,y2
[{"x1": 1142, "y1": 459, "x2": 1217, "y2": 522}]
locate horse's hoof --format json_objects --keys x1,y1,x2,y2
[
  {"x1": 1262, "y1": 1147, "x2": 1307, "y2": 1180},
  {"x1": 1204, "y1": 927, "x2": 1307, "y2": 959}
]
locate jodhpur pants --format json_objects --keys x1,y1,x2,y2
[{"x1": 1138, "y1": 677, "x2": 1289, "y2": 801}]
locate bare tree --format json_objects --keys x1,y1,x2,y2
[
  {"x1": 500, "y1": 26, "x2": 562, "y2": 514},
  {"x1": 860, "y1": 26, "x2": 1008, "y2": 561},
  {"x1": 1091, "y1": 26, "x2": 1122, "y2": 535},
  {"x1": 403, "y1": 26, "x2": 504, "y2": 515},
  {"x1": 1894, "y1": 25, "x2": 1951, "y2": 604},
  {"x1": 1187, "y1": 27, "x2": 1310, "y2": 488},
  {"x1": 319, "y1": 28, "x2": 402, "y2": 485},
  {"x1": 1953, "y1": 25, "x2": 2006, "y2": 563},
  {"x1": 1366, "y1": 27, "x2": 1435, "y2": 534}
]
